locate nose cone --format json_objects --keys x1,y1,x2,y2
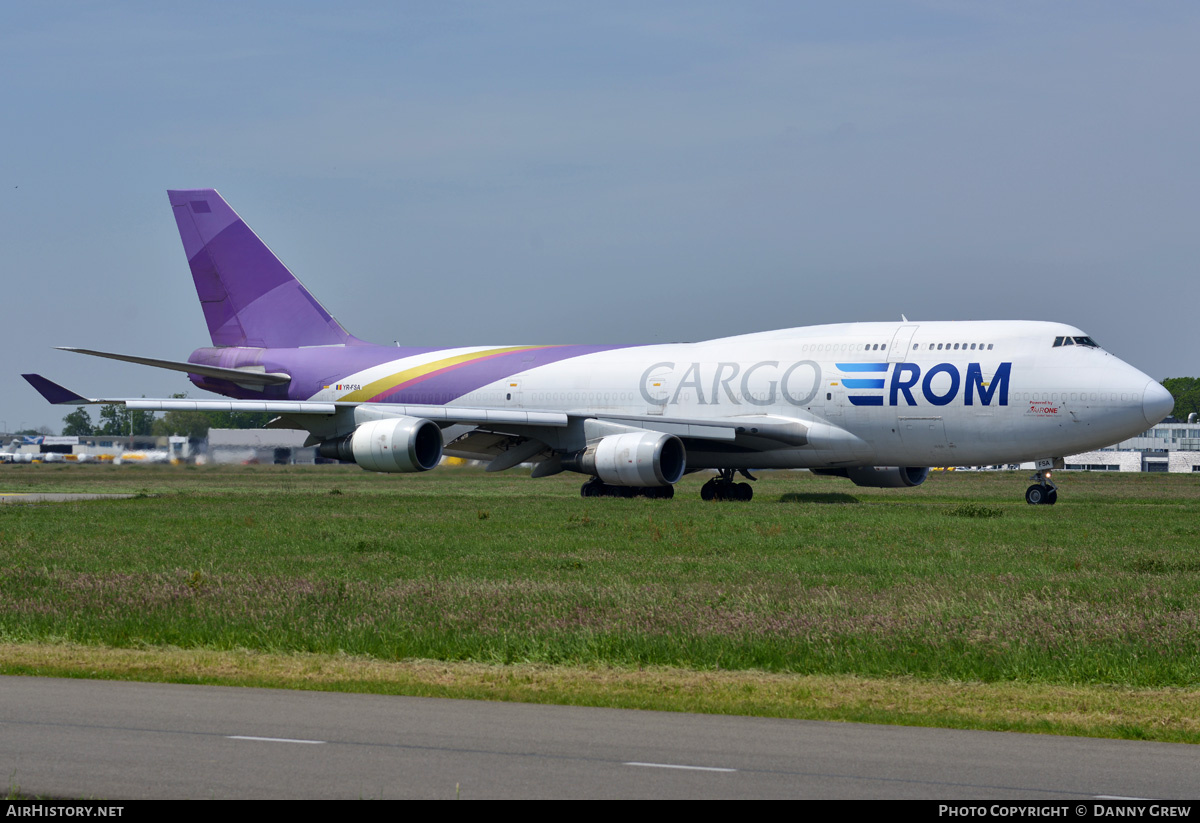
[{"x1": 1143, "y1": 380, "x2": 1174, "y2": 427}]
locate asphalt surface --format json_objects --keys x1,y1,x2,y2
[
  {"x1": 0, "y1": 493, "x2": 137, "y2": 503},
  {"x1": 2, "y1": 676, "x2": 1197, "y2": 799}
]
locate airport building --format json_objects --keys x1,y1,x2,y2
[
  {"x1": 1064, "y1": 416, "x2": 1200, "y2": 473},
  {"x1": 0, "y1": 434, "x2": 191, "y2": 463},
  {"x1": 205, "y1": 429, "x2": 319, "y2": 465}
]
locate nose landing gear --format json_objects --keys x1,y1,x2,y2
[{"x1": 1025, "y1": 469, "x2": 1058, "y2": 505}]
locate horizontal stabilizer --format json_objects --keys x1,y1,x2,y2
[
  {"x1": 58, "y1": 347, "x2": 291, "y2": 386},
  {"x1": 22, "y1": 374, "x2": 89, "y2": 405}
]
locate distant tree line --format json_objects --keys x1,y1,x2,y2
[
  {"x1": 1163, "y1": 378, "x2": 1200, "y2": 420},
  {"x1": 61, "y1": 395, "x2": 273, "y2": 438}
]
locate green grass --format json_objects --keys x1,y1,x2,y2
[{"x1": 2, "y1": 463, "x2": 1199, "y2": 739}]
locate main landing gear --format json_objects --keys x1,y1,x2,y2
[
  {"x1": 580, "y1": 477, "x2": 675, "y2": 499},
  {"x1": 1025, "y1": 469, "x2": 1058, "y2": 506},
  {"x1": 700, "y1": 469, "x2": 755, "y2": 502}
]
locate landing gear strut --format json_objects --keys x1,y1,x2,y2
[
  {"x1": 1025, "y1": 469, "x2": 1058, "y2": 506},
  {"x1": 580, "y1": 477, "x2": 675, "y2": 499},
  {"x1": 700, "y1": 469, "x2": 755, "y2": 502}
]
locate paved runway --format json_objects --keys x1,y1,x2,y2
[
  {"x1": 0, "y1": 493, "x2": 137, "y2": 503},
  {"x1": 2, "y1": 676, "x2": 1197, "y2": 799}
]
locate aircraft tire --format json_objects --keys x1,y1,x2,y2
[
  {"x1": 1045, "y1": 489, "x2": 1058, "y2": 506},
  {"x1": 736, "y1": 482, "x2": 753, "y2": 501},
  {"x1": 1025, "y1": 484, "x2": 1045, "y2": 505}
]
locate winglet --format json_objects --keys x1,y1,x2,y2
[{"x1": 21, "y1": 374, "x2": 90, "y2": 405}]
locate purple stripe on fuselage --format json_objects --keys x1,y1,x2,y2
[
  {"x1": 371, "y1": 344, "x2": 634, "y2": 405},
  {"x1": 186, "y1": 343, "x2": 637, "y2": 402}
]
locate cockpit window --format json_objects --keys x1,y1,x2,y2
[{"x1": 1053, "y1": 335, "x2": 1100, "y2": 348}]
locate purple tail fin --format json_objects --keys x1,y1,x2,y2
[{"x1": 168, "y1": 189, "x2": 358, "y2": 348}]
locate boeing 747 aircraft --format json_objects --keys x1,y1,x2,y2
[{"x1": 24, "y1": 189, "x2": 1174, "y2": 504}]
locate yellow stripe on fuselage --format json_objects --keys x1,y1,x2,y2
[{"x1": 339, "y1": 346, "x2": 547, "y2": 402}]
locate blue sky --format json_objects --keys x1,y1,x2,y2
[{"x1": 3, "y1": 2, "x2": 1198, "y2": 432}]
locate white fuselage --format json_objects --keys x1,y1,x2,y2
[{"x1": 310, "y1": 320, "x2": 1168, "y2": 470}]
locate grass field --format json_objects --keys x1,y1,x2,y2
[{"x1": 2, "y1": 463, "x2": 1198, "y2": 742}]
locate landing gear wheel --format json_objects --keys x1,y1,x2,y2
[
  {"x1": 583, "y1": 478, "x2": 675, "y2": 499},
  {"x1": 1025, "y1": 467, "x2": 1059, "y2": 505},
  {"x1": 701, "y1": 470, "x2": 755, "y2": 501}
]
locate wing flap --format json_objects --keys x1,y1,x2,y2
[
  {"x1": 589, "y1": 412, "x2": 809, "y2": 446},
  {"x1": 355, "y1": 403, "x2": 568, "y2": 427},
  {"x1": 125, "y1": 399, "x2": 337, "y2": 414}
]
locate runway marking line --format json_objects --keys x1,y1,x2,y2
[
  {"x1": 227, "y1": 735, "x2": 326, "y2": 745},
  {"x1": 624, "y1": 762, "x2": 736, "y2": 773}
]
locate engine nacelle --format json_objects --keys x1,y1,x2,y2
[
  {"x1": 564, "y1": 431, "x2": 686, "y2": 487},
  {"x1": 319, "y1": 417, "x2": 443, "y2": 473},
  {"x1": 813, "y1": 466, "x2": 930, "y2": 488}
]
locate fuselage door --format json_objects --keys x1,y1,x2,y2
[
  {"x1": 888, "y1": 325, "x2": 919, "y2": 363},
  {"x1": 824, "y1": 379, "x2": 845, "y2": 419},
  {"x1": 643, "y1": 366, "x2": 671, "y2": 415},
  {"x1": 505, "y1": 379, "x2": 521, "y2": 407},
  {"x1": 897, "y1": 415, "x2": 949, "y2": 456}
]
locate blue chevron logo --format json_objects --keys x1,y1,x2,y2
[{"x1": 837, "y1": 362, "x2": 890, "y2": 406}]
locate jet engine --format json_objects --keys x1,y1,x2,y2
[
  {"x1": 564, "y1": 431, "x2": 686, "y2": 487},
  {"x1": 319, "y1": 417, "x2": 443, "y2": 473},
  {"x1": 812, "y1": 466, "x2": 930, "y2": 488}
]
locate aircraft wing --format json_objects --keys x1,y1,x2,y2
[
  {"x1": 23, "y1": 374, "x2": 808, "y2": 443},
  {"x1": 22, "y1": 374, "x2": 568, "y2": 427},
  {"x1": 23, "y1": 374, "x2": 820, "y2": 477},
  {"x1": 22, "y1": 374, "x2": 334, "y2": 414}
]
